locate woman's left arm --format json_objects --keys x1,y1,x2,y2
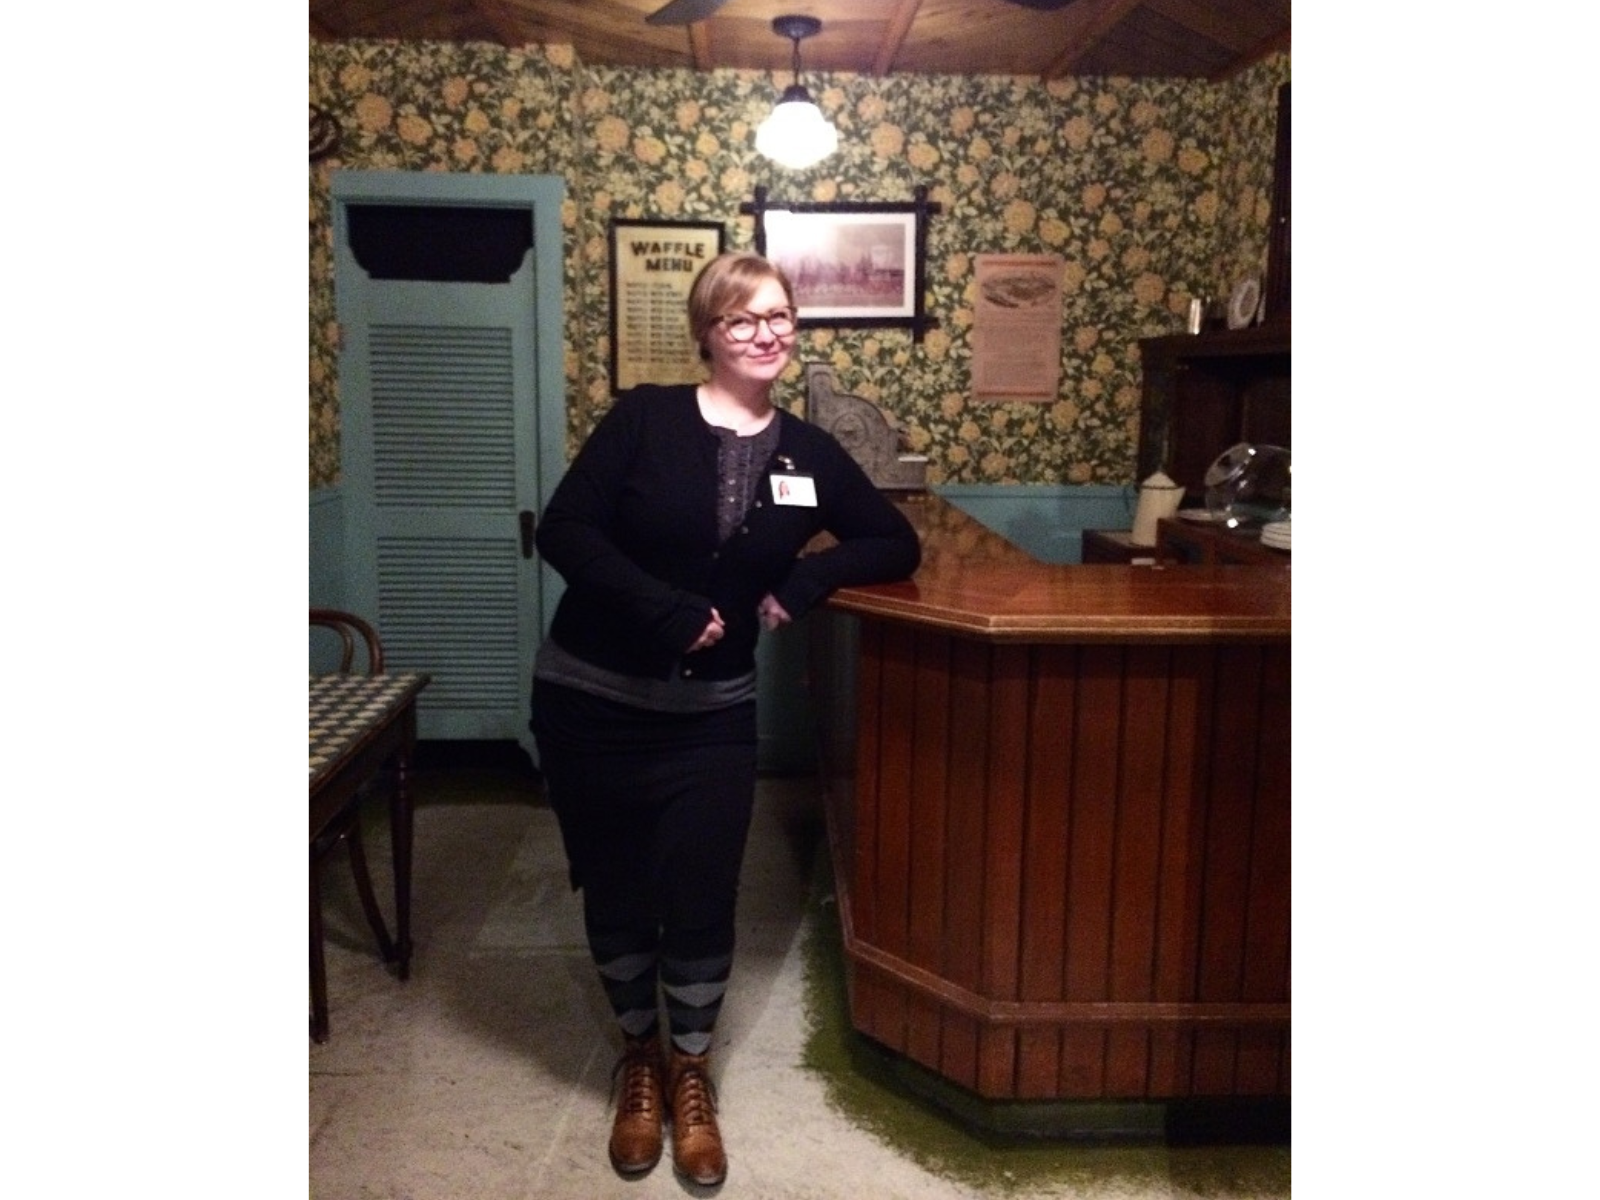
[{"x1": 767, "y1": 441, "x2": 921, "y2": 620}]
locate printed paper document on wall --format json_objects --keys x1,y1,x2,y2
[{"x1": 972, "y1": 254, "x2": 1063, "y2": 403}]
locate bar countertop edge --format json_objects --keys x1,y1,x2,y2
[{"x1": 823, "y1": 493, "x2": 1290, "y2": 642}]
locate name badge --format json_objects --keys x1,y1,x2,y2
[{"x1": 770, "y1": 473, "x2": 818, "y2": 507}]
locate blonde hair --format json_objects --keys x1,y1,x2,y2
[{"x1": 687, "y1": 252, "x2": 796, "y2": 361}]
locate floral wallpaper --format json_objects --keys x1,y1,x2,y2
[{"x1": 310, "y1": 40, "x2": 1288, "y2": 490}]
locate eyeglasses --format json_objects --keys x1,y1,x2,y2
[{"x1": 718, "y1": 307, "x2": 797, "y2": 342}]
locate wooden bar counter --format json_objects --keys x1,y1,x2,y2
[{"x1": 808, "y1": 493, "x2": 1289, "y2": 1105}]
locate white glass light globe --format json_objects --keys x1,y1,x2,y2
[{"x1": 755, "y1": 93, "x2": 838, "y2": 170}]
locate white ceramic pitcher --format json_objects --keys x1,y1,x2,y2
[{"x1": 1131, "y1": 470, "x2": 1184, "y2": 546}]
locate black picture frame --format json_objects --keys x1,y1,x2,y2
[
  {"x1": 741, "y1": 186, "x2": 939, "y2": 342},
  {"x1": 608, "y1": 218, "x2": 725, "y2": 394}
]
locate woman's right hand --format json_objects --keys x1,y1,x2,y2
[{"x1": 687, "y1": 607, "x2": 725, "y2": 652}]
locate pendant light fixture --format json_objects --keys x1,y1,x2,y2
[{"x1": 754, "y1": 15, "x2": 838, "y2": 170}]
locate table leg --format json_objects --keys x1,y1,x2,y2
[
  {"x1": 346, "y1": 817, "x2": 397, "y2": 963},
  {"x1": 391, "y1": 709, "x2": 416, "y2": 980},
  {"x1": 310, "y1": 858, "x2": 330, "y2": 1042}
]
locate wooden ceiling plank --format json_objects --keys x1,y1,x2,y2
[
  {"x1": 308, "y1": 0, "x2": 1289, "y2": 80},
  {"x1": 1077, "y1": 22, "x2": 1228, "y2": 79},
  {"x1": 873, "y1": 0, "x2": 923, "y2": 77},
  {"x1": 889, "y1": 2, "x2": 1052, "y2": 78},
  {"x1": 1146, "y1": 0, "x2": 1255, "y2": 53},
  {"x1": 1118, "y1": 8, "x2": 1225, "y2": 61},
  {"x1": 312, "y1": 0, "x2": 398, "y2": 37},
  {"x1": 378, "y1": 0, "x2": 470, "y2": 37},
  {"x1": 474, "y1": 1, "x2": 536, "y2": 48},
  {"x1": 1210, "y1": 25, "x2": 1290, "y2": 81},
  {"x1": 1040, "y1": 0, "x2": 1147, "y2": 80},
  {"x1": 498, "y1": 0, "x2": 696, "y2": 69}
]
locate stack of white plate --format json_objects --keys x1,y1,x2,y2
[{"x1": 1260, "y1": 519, "x2": 1291, "y2": 551}]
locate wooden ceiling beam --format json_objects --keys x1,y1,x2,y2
[
  {"x1": 688, "y1": 21, "x2": 713, "y2": 70},
  {"x1": 872, "y1": 0, "x2": 923, "y2": 77}
]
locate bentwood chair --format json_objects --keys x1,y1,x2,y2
[{"x1": 310, "y1": 608, "x2": 399, "y2": 1040}]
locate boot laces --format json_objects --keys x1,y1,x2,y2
[
  {"x1": 613, "y1": 1048, "x2": 661, "y2": 1117},
  {"x1": 674, "y1": 1063, "x2": 717, "y2": 1127}
]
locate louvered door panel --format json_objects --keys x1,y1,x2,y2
[
  {"x1": 338, "y1": 248, "x2": 543, "y2": 745},
  {"x1": 371, "y1": 326, "x2": 516, "y2": 508},
  {"x1": 368, "y1": 323, "x2": 520, "y2": 712},
  {"x1": 375, "y1": 536, "x2": 521, "y2": 710}
]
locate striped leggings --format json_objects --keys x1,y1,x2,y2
[{"x1": 531, "y1": 679, "x2": 758, "y2": 1055}]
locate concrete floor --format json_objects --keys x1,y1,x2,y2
[{"x1": 309, "y1": 759, "x2": 1289, "y2": 1199}]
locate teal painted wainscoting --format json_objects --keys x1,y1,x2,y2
[
  {"x1": 933, "y1": 484, "x2": 1135, "y2": 564},
  {"x1": 310, "y1": 487, "x2": 345, "y2": 612},
  {"x1": 310, "y1": 487, "x2": 349, "y2": 675}
]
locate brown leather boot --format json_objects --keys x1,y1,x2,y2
[
  {"x1": 667, "y1": 1048, "x2": 726, "y2": 1186},
  {"x1": 608, "y1": 1035, "x2": 665, "y2": 1176}
]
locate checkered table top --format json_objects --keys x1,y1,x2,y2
[{"x1": 310, "y1": 673, "x2": 430, "y2": 789}]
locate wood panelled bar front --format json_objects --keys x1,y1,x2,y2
[{"x1": 808, "y1": 494, "x2": 1290, "y2": 1105}]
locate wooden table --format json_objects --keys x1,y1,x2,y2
[{"x1": 309, "y1": 671, "x2": 431, "y2": 1041}]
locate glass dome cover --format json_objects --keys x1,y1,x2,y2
[{"x1": 1204, "y1": 443, "x2": 1290, "y2": 529}]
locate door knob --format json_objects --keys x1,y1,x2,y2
[{"x1": 519, "y1": 510, "x2": 536, "y2": 559}]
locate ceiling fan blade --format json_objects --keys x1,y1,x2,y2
[
  {"x1": 1001, "y1": 0, "x2": 1081, "y2": 10},
  {"x1": 645, "y1": 0, "x2": 730, "y2": 25}
]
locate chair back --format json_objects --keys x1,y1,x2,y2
[{"x1": 310, "y1": 608, "x2": 384, "y2": 675}]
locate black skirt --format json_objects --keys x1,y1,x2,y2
[{"x1": 530, "y1": 678, "x2": 759, "y2": 907}]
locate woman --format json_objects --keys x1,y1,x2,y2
[{"x1": 529, "y1": 251, "x2": 920, "y2": 1186}]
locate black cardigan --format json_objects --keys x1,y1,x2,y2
[{"x1": 535, "y1": 384, "x2": 921, "y2": 683}]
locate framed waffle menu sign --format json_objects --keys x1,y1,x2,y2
[{"x1": 609, "y1": 218, "x2": 725, "y2": 393}]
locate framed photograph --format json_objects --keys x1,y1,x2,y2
[
  {"x1": 744, "y1": 188, "x2": 938, "y2": 339},
  {"x1": 609, "y1": 218, "x2": 725, "y2": 393}
]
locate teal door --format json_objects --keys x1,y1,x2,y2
[{"x1": 332, "y1": 172, "x2": 566, "y2": 764}]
